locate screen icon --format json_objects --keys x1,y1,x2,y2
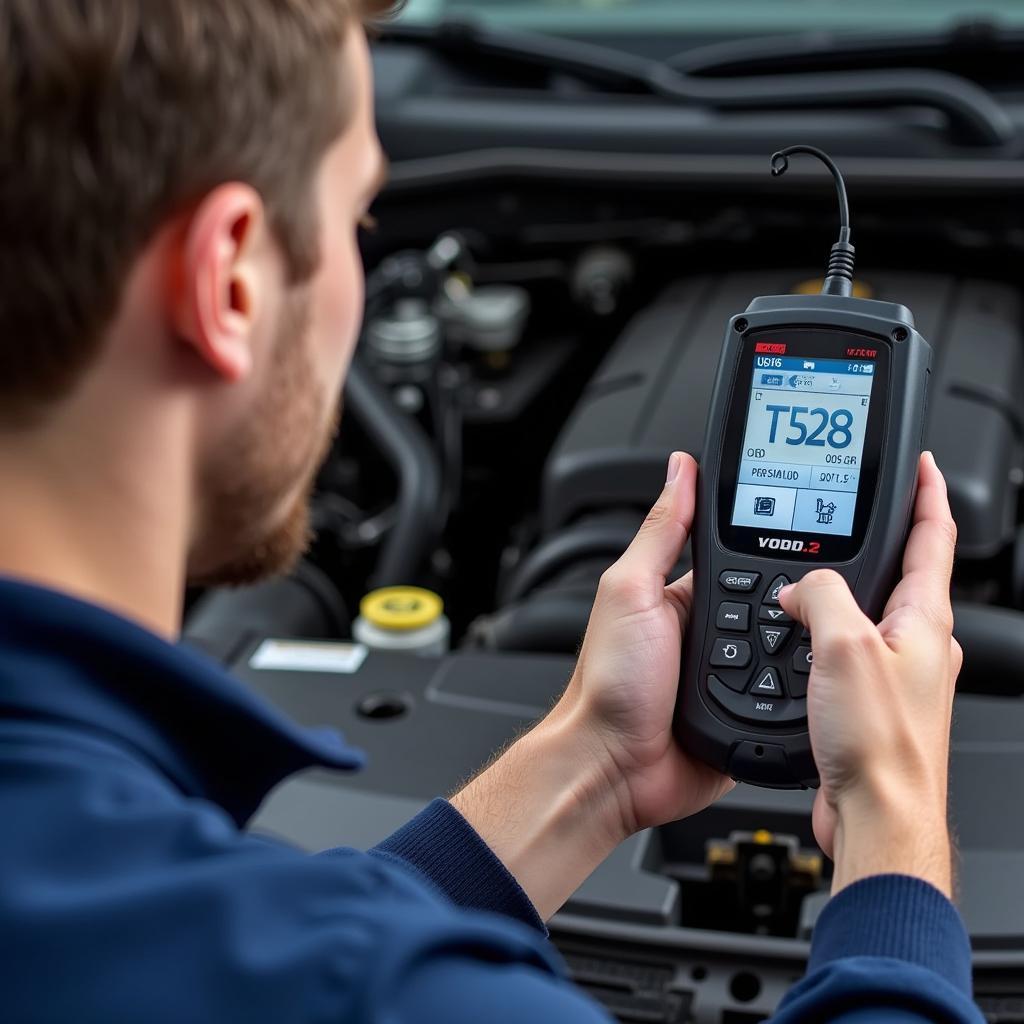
[
  {"x1": 754, "y1": 496, "x2": 777, "y2": 517},
  {"x1": 761, "y1": 374, "x2": 784, "y2": 386},
  {"x1": 815, "y1": 498, "x2": 837, "y2": 525},
  {"x1": 803, "y1": 360, "x2": 816, "y2": 370}
]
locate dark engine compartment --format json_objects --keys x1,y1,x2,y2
[
  {"x1": 184, "y1": 31, "x2": 1024, "y2": 1020},
  {"x1": 235, "y1": 646, "x2": 1024, "y2": 1023}
]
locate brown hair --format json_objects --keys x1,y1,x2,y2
[{"x1": 0, "y1": 0, "x2": 395, "y2": 422}]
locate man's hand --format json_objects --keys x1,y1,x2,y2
[
  {"x1": 451, "y1": 453, "x2": 732, "y2": 919},
  {"x1": 779, "y1": 451, "x2": 962, "y2": 898},
  {"x1": 558, "y1": 451, "x2": 734, "y2": 836}
]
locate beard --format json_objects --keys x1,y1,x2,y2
[{"x1": 187, "y1": 292, "x2": 340, "y2": 589}]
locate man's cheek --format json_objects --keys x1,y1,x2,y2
[{"x1": 315, "y1": 244, "x2": 364, "y2": 376}]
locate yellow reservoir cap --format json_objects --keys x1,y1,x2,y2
[{"x1": 360, "y1": 587, "x2": 444, "y2": 632}]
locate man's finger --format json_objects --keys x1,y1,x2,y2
[
  {"x1": 881, "y1": 452, "x2": 957, "y2": 631},
  {"x1": 665, "y1": 570, "x2": 694, "y2": 624},
  {"x1": 614, "y1": 453, "x2": 697, "y2": 582},
  {"x1": 778, "y1": 570, "x2": 875, "y2": 655}
]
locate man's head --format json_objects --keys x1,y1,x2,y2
[{"x1": 0, "y1": 1, "x2": 392, "y2": 586}]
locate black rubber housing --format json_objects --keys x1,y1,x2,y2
[{"x1": 674, "y1": 293, "x2": 932, "y2": 789}]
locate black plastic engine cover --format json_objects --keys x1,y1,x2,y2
[
  {"x1": 543, "y1": 271, "x2": 1023, "y2": 560},
  {"x1": 234, "y1": 644, "x2": 1024, "y2": 1016}
]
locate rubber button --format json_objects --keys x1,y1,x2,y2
[
  {"x1": 790, "y1": 647, "x2": 812, "y2": 699},
  {"x1": 759, "y1": 624, "x2": 792, "y2": 655},
  {"x1": 759, "y1": 605, "x2": 793, "y2": 625},
  {"x1": 764, "y1": 575, "x2": 791, "y2": 606},
  {"x1": 720, "y1": 570, "x2": 761, "y2": 593},
  {"x1": 750, "y1": 666, "x2": 784, "y2": 697},
  {"x1": 716, "y1": 602, "x2": 750, "y2": 632},
  {"x1": 709, "y1": 637, "x2": 752, "y2": 669},
  {"x1": 710, "y1": 672, "x2": 750, "y2": 695},
  {"x1": 707, "y1": 676, "x2": 806, "y2": 726}
]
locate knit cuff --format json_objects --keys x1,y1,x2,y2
[
  {"x1": 809, "y1": 874, "x2": 974, "y2": 997},
  {"x1": 373, "y1": 798, "x2": 547, "y2": 935}
]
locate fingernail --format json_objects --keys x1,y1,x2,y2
[{"x1": 666, "y1": 452, "x2": 682, "y2": 485}]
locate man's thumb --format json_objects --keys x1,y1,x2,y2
[
  {"x1": 616, "y1": 452, "x2": 697, "y2": 581},
  {"x1": 778, "y1": 570, "x2": 872, "y2": 648}
]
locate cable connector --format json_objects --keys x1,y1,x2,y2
[{"x1": 771, "y1": 145, "x2": 856, "y2": 298}]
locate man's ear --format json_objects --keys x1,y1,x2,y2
[{"x1": 172, "y1": 183, "x2": 268, "y2": 382}]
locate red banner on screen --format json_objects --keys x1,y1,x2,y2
[{"x1": 755, "y1": 342, "x2": 787, "y2": 354}]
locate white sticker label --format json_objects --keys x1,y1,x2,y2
[{"x1": 249, "y1": 640, "x2": 369, "y2": 675}]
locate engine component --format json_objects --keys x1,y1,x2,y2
[
  {"x1": 365, "y1": 298, "x2": 444, "y2": 378},
  {"x1": 571, "y1": 246, "x2": 635, "y2": 318},
  {"x1": 353, "y1": 587, "x2": 451, "y2": 657},
  {"x1": 706, "y1": 829, "x2": 824, "y2": 936},
  {"x1": 183, "y1": 561, "x2": 349, "y2": 665},
  {"x1": 364, "y1": 232, "x2": 468, "y2": 315},
  {"x1": 436, "y1": 279, "x2": 532, "y2": 355},
  {"x1": 478, "y1": 510, "x2": 687, "y2": 654},
  {"x1": 499, "y1": 512, "x2": 641, "y2": 607},
  {"x1": 345, "y1": 361, "x2": 444, "y2": 589}
]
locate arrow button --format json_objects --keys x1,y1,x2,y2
[
  {"x1": 764, "y1": 575, "x2": 791, "y2": 607},
  {"x1": 750, "y1": 666, "x2": 783, "y2": 697},
  {"x1": 758, "y1": 605, "x2": 794, "y2": 625},
  {"x1": 759, "y1": 624, "x2": 792, "y2": 654}
]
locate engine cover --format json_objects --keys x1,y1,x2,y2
[{"x1": 544, "y1": 271, "x2": 1024, "y2": 560}]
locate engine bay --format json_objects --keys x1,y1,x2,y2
[
  {"x1": 192, "y1": 193, "x2": 1024, "y2": 686},
  {"x1": 234, "y1": 647, "x2": 1023, "y2": 1022},
  {"x1": 184, "y1": 30, "x2": 1024, "y2": 1020}
]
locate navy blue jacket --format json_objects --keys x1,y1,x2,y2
[{"x1": 0, "y1": 578, "x2": 984, "y2": 1022}]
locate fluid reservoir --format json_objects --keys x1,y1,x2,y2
[
  {"x1": 353, "y1": 587, "x2": 451, "y2": 656},
  {"x1": 365, "y1": 298, "x2": 443, "y2": 384}
]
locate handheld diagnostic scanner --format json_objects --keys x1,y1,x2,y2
[{"x1": 674, "y1": 146, "x2": 932, "y2": 790}]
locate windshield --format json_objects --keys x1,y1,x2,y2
[{"x1": 398, "y1": 1, "x2": 1024, "y2": 34}]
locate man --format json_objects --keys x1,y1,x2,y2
[{"x1": 0, "y1": 3, "x2": 978, "y2": 1022}]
